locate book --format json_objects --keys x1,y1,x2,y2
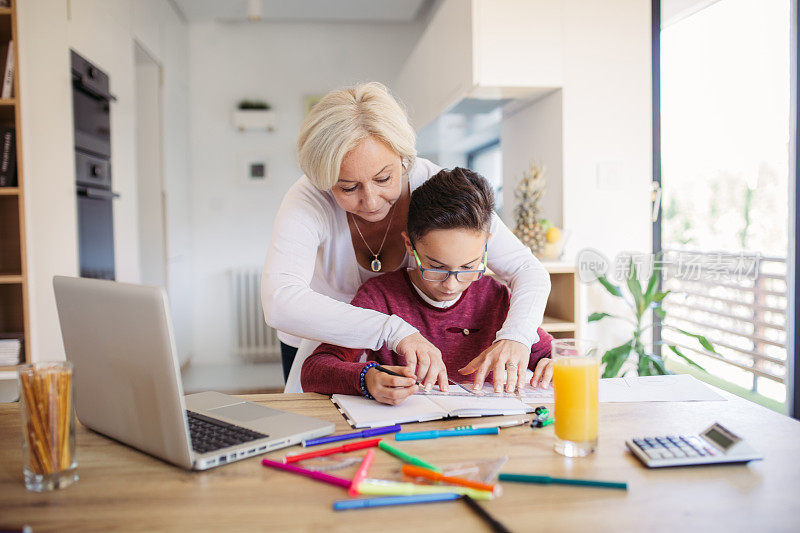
[
  {"x1": 1, "y1": 40, "x2": 13, "y2": 98},
  {"x1": 331, "y1": 393, "x2": 533, "y2": 429},
  {"x1": 0, "y1": 44, "x2": 7, "y2": 90},
  {"x1": 0, "y1": 126, "x2": 15, "y2": 186},
  {"x1": 0, "y1": 338, "x2": 21, "y2": 366}
]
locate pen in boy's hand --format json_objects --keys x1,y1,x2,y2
[{"x1": 375, "y1": 365, "x2": 422, "y2": 386}]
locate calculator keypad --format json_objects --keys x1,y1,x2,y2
[{"x1": 632, "y1": 434, "x2": 717, "y2": 461}]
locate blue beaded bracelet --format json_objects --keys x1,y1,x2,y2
[{"x1": 359, "y1": 362, "x2": 379, "y2": 400}]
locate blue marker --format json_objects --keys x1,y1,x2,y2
[
  {"x1": 302, "y1": 424, "x2": 401, "y2": 447},
  {"x1": 333, "y1": 493, "x2": 461, "y2": 510},
  {"x1": 395, "y1": 427, "x2": 499, "y2": 441}
]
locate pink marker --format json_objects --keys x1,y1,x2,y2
[
  {"x1": 348, "y1": 449, "x2": 376, "y2": 497},
  {"x1": 262, "y1": 458, "x2": 352, "y2": 489}
]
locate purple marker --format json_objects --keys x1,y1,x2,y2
[{"x1": 302, "y1": 424, "x2": 402, "y2": 447}]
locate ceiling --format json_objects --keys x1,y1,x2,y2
[{"x1": 172, "y1": 0, "x2": 430, "y2": 23}]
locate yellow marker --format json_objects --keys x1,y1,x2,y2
[{"x1": 357, "y1": 479, "x2": 493, "y2": 500}]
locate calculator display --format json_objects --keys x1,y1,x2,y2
[{"x1": 704, "y1": 427, "x2": 735, "y2": 450}]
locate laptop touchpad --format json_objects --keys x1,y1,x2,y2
[{"x1": 207, "y1": 402, "x2": 279, "y2": 422}]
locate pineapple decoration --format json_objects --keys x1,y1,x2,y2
[{"x1": 513, "y1": 162, "x2": 548, "y2": 255}]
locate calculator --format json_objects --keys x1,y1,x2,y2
[{"x1": 626, "y1": 422, "x2": 763, "y2": 468}]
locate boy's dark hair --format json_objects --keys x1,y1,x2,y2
[{"x1": 407, "y1": 167, "x2": 495, "y2": 243}]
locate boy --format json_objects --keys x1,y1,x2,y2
[{"x1": 301, "y1": 167, "x2": 553, "y2": 405}]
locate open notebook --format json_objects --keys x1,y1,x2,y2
[{"x1": 331, "y1": 393, "x2": 533, "y2": 429}]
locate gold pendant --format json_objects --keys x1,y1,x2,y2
[{"x1": 370, "y1": 257, "x2": 382, "y2": 272}]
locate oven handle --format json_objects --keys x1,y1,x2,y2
[
  {"x1": 71, "y1": 71, "x2": 118, "y2": 102},
  {"x1": 77, "y1": 186, "x2": 120, "y2": 200}
]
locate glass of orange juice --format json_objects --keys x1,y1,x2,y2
[{"x1": 552, "y1": 339, "x2": 599, "y2": 457}]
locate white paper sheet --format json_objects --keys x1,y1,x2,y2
[
  {"x1": 423, "y1": 374, "x2": 725, "y2": 403},
  {"x1": 598, "y1": 374, "x2": 725, "y2": 402}
]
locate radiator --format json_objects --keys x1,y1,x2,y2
[{"x1": 229, "y1": 267, "x2": 280, "y2": 362}]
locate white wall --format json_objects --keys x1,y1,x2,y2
[
  {"x1": 560, "y1": 0, "x2": 653, "y2": 348},
  {"x1": 18, "y1": 0, "x2": 191, "y2": 361},
  {"x1": 501, "y1": 89, "x2": 564, "y2": 228},
  {"x1": 497, "y1": 1, "x2": 652, "y2": 351},
  {"x1": 187, "y1": 21, "x2": 424, "y2": 364}
]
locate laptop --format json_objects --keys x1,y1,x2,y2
[{"x1": 52, "y1": 275, "x2": 334, "y2": 470}]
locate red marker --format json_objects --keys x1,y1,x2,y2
[
  {"x1": 349, "y1": 449, "x2": 376, "y2": 497},
  {"x1": 284, "y1": 437, "x2": 383, "y2": 463}
]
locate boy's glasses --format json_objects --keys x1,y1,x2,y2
[{"x1": 412, "y1": 244, "x2": 488, "y2": 282}]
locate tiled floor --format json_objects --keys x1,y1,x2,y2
[{"x1": 181, "y1": 362, "x2": 285, "y2": 395}]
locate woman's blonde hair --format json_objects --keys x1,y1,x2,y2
[{"x1": 297, "y1": 82, "x2": 417, "y2": 190}]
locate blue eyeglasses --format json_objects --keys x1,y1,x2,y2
[{"x1": 412, "y1": 244, "x2": 488, "y2": 282}]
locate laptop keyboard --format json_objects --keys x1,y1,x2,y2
[{"x1": 187, "y1": 411, "x2": 268, "y2": 454}]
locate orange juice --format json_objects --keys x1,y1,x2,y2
[{"x1": 553, "y1": 356, "x2": 599, "y2": 444}]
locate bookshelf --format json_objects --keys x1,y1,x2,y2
[
  {"x1": 540, "y1": 262, "x2": 580, "y2": 339},
  {"x1": 488, "y1": 261, "x2": 581, "y2": 339},
  {"x1": 0, "y1": 0, "x2": 28, "y2": 371}
]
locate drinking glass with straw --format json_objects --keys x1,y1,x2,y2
[{"x1": 18, "y1": 361, "x2": 79, "y2": 491}]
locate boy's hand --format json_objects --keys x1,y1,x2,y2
[
  {"x1": 365, "y1": 365, "x2": 419, "y2": 405},
  {"x1": 395, "y1": 332, "x2": 448, "y2": 393},
  {"x1": 530, "y1": 357, "x2": 554, "y2": 389},
  {"x1": 458, "y1": 339, "x2": 530, "y2": 393}
]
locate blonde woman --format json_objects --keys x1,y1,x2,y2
[{"x1": 262, "y1": 82, "x2": 551, "y2": 394}]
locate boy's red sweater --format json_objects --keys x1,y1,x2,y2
[{"x1": 301, "y1": 269, "x2": 553, "y2": 395}]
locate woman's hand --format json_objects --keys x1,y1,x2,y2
[
  {"x1": 395, "y1": 333, "x2": 448, "y2": 392},
  {"x1": 365, "y1": 365, "x2": 419, "y2": 405},
  {"x1": 458, "y1": 339, "x2": 530, "y2": 393},
  {"x1": 530, "y1": 357, "x2": 554, "y2": 389}
]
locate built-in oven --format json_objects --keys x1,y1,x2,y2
[
  {"x1": 71, "y1": 50, "x2": 118, "y2": 280},
  {"x1": 71, "y1": 51, "x2": 113, "y2": 158}
]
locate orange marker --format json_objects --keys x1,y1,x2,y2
[
  {"x1": 401, "y1": 464, "x2": 501, "y2": 496},
  {"x1": 348, "y1": 449, "x2": 376, "y2": 497}
]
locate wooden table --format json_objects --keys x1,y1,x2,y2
[{"x1": 1, "y1": 391, "x2": 799, "y2": 532}]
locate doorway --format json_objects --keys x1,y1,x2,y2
[{"x1": 134, "y1": 43, "x2": 167, "y2": 288}]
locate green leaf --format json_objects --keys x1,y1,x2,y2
[
  {"x1": 674, "y1": 329, "x2": 718, "y2": 354},
  {"x1": 601, "y1": 341, "x2": 632, "y2": 378},
  {"x1": 644, "y1": 268, "x2": 659, "y2": 305},
  {"x1": 637, "y1": 352, "x2": 652, "y2": 376},
  {"x1": 626, "y1": 259, "x2": 644, "y2": 316},
  {"x1": 597, "y1": 275, "x2": 623, "y2": 298},
  {"x1": 654, "y1": 307, "x2": 666, "y2": 319},
  {"x1": 667, "y1": 345, "x2": 707, "y2": 372},
  {"x1": 652, "y1": 290, "x2": 671, "y2": 302},
  {"x1": 588, "y1": 312, "x2": 629, "y2": 323},
  {"x1": 644, "y1": 353, "x2": 670, "y2": 375}
]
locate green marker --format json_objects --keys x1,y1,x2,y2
[
  {"x1": 498, "y1": 473, "x2": 627, "y2": 490},
  {"x1": 378, "y1": 441, "x2": 441, "y2": 472}
]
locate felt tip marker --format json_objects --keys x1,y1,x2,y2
[
  {"x1": 302, "y1": 424, "x2": 401, "y2": 447},
  {"x1": 285, "y1": 437, "x2": 382, "y2": 463},
  {"x1": 377, "y1": 441, "x2": 440, "y2": 471},
  {"x1": 333, "y1": 493, "x2": 461, "y2": 510},
  {"x1": 394, "y1": 427, "x2": 499, "y2": 441}
]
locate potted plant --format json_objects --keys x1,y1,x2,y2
[
  {"x1": 589, "y1": 257, "x2": 716, "y2": 377},
  {"x1": 233, "y1": 100, "x2": 275, "y2": 132}
]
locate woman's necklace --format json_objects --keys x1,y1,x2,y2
[{"x1": 350, "y1": 202, "x2": 398, "y2": 272}]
